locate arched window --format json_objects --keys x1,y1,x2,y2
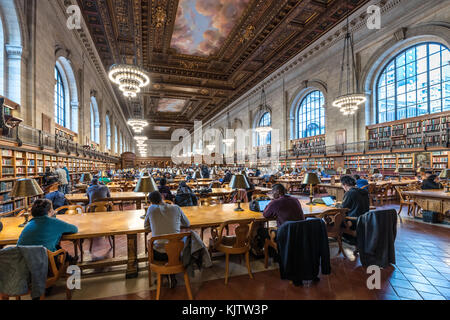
[
  {"x1": 376, "y1": 42, "x2": 450, "y2": 123},
  {"x1": 54, "y1": 67, "x2": 65, "y2": 127},
  {"x1": 90, "y1": 97, "x2": 100, "y2": 144},
  {"x1": 114, "y1": 126, "x2": 118, "y2": 153},
  {"x1": 119, "y1": 131, "x2": 123, "y2": 154},
  {"x1": 105, "y1": 114, "x2": 111, "y2": 150},
  {"x1": 257, "y1": 112, "x2": 271, "y2": 146},
  {"x1": 296, "y1": 90, "x2": 325, "y2": 139}
]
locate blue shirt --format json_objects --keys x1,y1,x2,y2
[
  {"x1": 17, "y1": 216, "x2": 78, "y2": 252},
  {"x1": 86, "y1": 184, "x2": 111, "y2": 204},
  {"x1": 45, "y1": 191, "x2": 67, "y2": 210}
]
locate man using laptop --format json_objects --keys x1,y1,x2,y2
[{"x1": 251, "y1": 184, "x2": 305, "y2": 257}]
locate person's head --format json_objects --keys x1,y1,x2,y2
[
  {"x1": 31, "y1": 199, "x2": 53, "y2": 217},
  {"x1": 341, "y1": 175, "x2": 357, "y2": 192},
  {"x1": 271, "y1": 184, "x2": 287, "y2": 199},
  {"x1": 91, "y1": 178, "x2": 99, "y2": 185},
  {"x1": 160, "y1": 178, "x2": 167, "y2": 186},
  {"x1": 45, "y1": 167, "x2": 51, "y2": 173},
  {"x1": 149, "y1": 191, "x2": 162, "y2": 205}
]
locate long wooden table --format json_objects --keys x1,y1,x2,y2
[
  {"x1": 403, "y1": 189, "x2": 450, "y2": 221},
  {"x1": 66, "y1": 192, "x2": 148, "y2": 209},
  {"x1": 0, "y1": 201, "x2": 330, "y2": 278}
]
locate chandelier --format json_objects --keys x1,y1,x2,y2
[
  {"x1": 108, "y1": 64, "x2": 150, "y2": 98},
  {"x1": 127, "y1": 101, "x2": 149, "y2": 133},
  {"x1": 255, "y1": 87, "x2": 272, "y2": 139},
  {"x1": 332, "y1": 1, "x2": 366, "y2": 116},
  {"x1": 223, "y1": 112, "x2": 235, "y2": 147}
]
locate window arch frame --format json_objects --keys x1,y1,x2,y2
[
  {"x1": 375, "y1": 41, "x2": 450, "y2": 124},
  {"x1": 54, "y1": 66, "x2": 66, "y2": 127},
  {"x1": 295, "y1": 90, "x2": 325, "y2": 139},
  {"x1": 114, "y1": 125, "x2": 118, "y2": 154},
  {"x1": 105, "y1": 114, "x2": 111, "y2": 150},
  {"x1": 90, "y1": 96, "x2": 100, "y2": 144}
]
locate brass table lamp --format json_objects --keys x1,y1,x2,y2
[
  {"x1": 11, "y1": 178, "x2": 44, "y2": 227},
  {"x1": 439, "y1": 169, "x2": 450, "y2": 193},
  {"x1": 229, "y1": 174, "x2": 250, "y2": 211},
  {"x1": 302, "y1": 173, "x2": 320, "y2": 206}
]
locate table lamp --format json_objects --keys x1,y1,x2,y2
[
  {"x1": 302, "y1": 173, "x2": 320, "y2": 206},
  {"x1": 79, "y1": 173, "x2": 93, "y2": 184},
  {"x1": 439, "y1": 169, "x2": 450, "y2": 193},
  {"x1": 11, "y1": 178, "x2": 44, "y2": 227},
  {"x1": 193, "y1": 170, "x2": 202, "y2": 180},
  {"x1": 134, "y1": 176, "x2": 158, "y2": 206},
  {"x1": 229, "y1": 174, "x2": 250, "y2": 211}
]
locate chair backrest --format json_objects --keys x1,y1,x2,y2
[
  {"x1": 217, "y1": 219, "x2": 254, "y2": 248},
  {"x1": 149, "y1": 232, "x2": 190, "y2": 266},
  {"x1": 251, "y1": 193, "x2": 269, "y2": 201},
  {"x1": 320, "y1": 208, "x2": 349, "y2": 236},
  {"x1": 55, "y1": 205, "x2": 84, "y2": 215},
  {"x1": 87, "y1": 201, "x2": 112, "y2": 212}
]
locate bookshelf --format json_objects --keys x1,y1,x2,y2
[
  {"x1": 0, "y1": 147, "x2": 116, "y2": 216},
  {"x1": 292, "y1": 135, "x2": 326, "y2": 156},
  {"x1": 367, "y1": 112, "x2": 450, "y2": 151}
]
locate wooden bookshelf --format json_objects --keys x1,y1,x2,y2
[
  {"x1": 367, "y1": 112, "x2": 450, "y2": 151},
  {"x1": 292, "y1": 135, "x2": 326, "y2": 156}
]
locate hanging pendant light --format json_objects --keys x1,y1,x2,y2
[
  {"x1": 127, "y1": 100, "x2": 149, "y2": 133},
  {"x1": 255, "y1": 86, "x2": 272, "y2": 139},
  {"x1": 223, "y1": 112, "x2": 235, "y2": 147},
  {"x1": 206, "y1": 124, "x2": 216, "y2": 152},
  {"x1": 332, "y1": 1, "x2": 366, "y2": 116}
]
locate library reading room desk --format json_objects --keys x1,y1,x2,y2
[
  {"x1": 0, "y1": 202, "x2": 329, "y2": 279},
  {"x1": 402, "y1": 189, "x2": 450, "y2": 220}
]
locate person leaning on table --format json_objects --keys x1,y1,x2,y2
[
  {"x1": 144, "y1": 191, "x2": 190, "y2": 288},
  {"x1": 86, "y1": 178, "x2": 111, "y2": 204},
  {"x1": 17, "y1": 199, "x2": 78, "y2": 264}
]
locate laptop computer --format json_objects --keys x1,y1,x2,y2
[
  {"x1": 257, "y1": 200, "x2": 271, "y2": 212},
  {"x1": 322, "y1": 196, "x2": 336, "y2": 207}
]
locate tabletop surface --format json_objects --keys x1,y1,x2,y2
[
  {"x1": 403, "y1": 189, "x2": 450, "y2": 199},
  {"x1": 66, "y1": 192, "x2": 148, "y2": 201},
  {"x1": 0, "y1": 201, "x2": 331, "y2": 245}
]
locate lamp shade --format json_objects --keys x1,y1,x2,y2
[
  {"x1": 80, "y1": 173, "x2": 93, "y2": 183},
  {"x1": 134, "y1": 176, "x2": 158, "y2": 193},
  {"x1": 370, "y1": 168, "x2": 380, "y2": 174},
  {"x1": 439, "y1": 169, "x2": 450, "y2": 179},
  {"x1": 11, "y1": 178, "x2": 44, "y2": 198},
  {"x1": 229, "y1": 174, "x2": 250, "y2": 189},
  {"x1": 302, "y1": 172, "x2": 320, "y2": 185},
  {"x1": 343, "y1": 168, "x2": 352, "y2": 175}
]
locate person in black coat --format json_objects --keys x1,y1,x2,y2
[{"x1": 421, "y1": 174, "x2": 443, "y2": 190}]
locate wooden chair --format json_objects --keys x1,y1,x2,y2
[
  {"x1": 395, "y1": 186, "x2": 416, "y2": 218},
  {"x1": 86, "y1": 201, "x2": 115, "y2": 257},
  {"x1": 148, "y1": 232, "x2": 193, "y2": 300},
  {"x1": 211, "y1": 219, "x2": 255, "y2": 284},
  {"x1": 251, "y1": 193, "x2": 269, "y2": 201},
  {"x1": 109, "y1": 187, "x2": 124, "y2": 210},
  {"x1": 1, "y1": 249, "x2": 72, "y2": 300},
  {"x1": 264, "y1": 227, "x2": 278, "y2": 269},
  {"x1": 55, "y1": 205, "x2": 84, "y2": 261},
  {"x1": 320, "y1": 208, "x2": 349, "y2": 258}
]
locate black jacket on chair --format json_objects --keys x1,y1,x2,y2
[
  {"x1": 276, "y1": 219, "x2": 331, "y2": 284},
  {"x1": 342, "y1": 187, "x2": 370, "y2": 218},
  {"x1": 356, "y1": 209, "x2": 397, "y2": 268}
]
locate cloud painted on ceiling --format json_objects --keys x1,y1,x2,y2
[
  {"x1": 171, "y1": 0, "x2": 251, "y2": 56},
  {"x1": 157, "y1": 98, "x2": 186, "y2": 113}
]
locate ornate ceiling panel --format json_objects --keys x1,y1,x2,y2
[{"x1": 77, "y1": 0, "x2": 370, "y2": 139}]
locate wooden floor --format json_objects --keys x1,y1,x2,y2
[{"x1": 55, "y1": 200, "x2": 450, "y2": 300}]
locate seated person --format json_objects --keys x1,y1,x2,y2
[
  {"x1": 340, "y1": 175, "x2": 370, "y2": 244},
  {"x1": 17, "y1": 199, "x2": 78, "y2": 264},
  {"x1": 354, "y1": 174, "x2": 369, "y2": 189},
  {"x1": 86, "y1": 178, "x2": 111, "y2": 204},
  {"x1": 263, "y1": 184, "x2": 305, "y2": 227},
  {"x1": 44, "y1": 182, "x2": 68, "y2": 212},
  {"x1": 158, "y1": 178, "x2": 174, "y2": 202},
  {"x1": 421, "y1": 174, "x2": 443, "y2": 190},
  {"x1": 144, "y1": 191, "x2": 190, "y2": 287},
  {"x1": 175, "y1": 181, "x2": 198, "y2": 207}
]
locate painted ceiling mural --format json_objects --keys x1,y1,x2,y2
[
  {"x1": 157, "y1": 98, "x2": 187, "y2": 113},
  {"x1": 171, "y1": 0, "x2": 251, "y2": 56}
]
